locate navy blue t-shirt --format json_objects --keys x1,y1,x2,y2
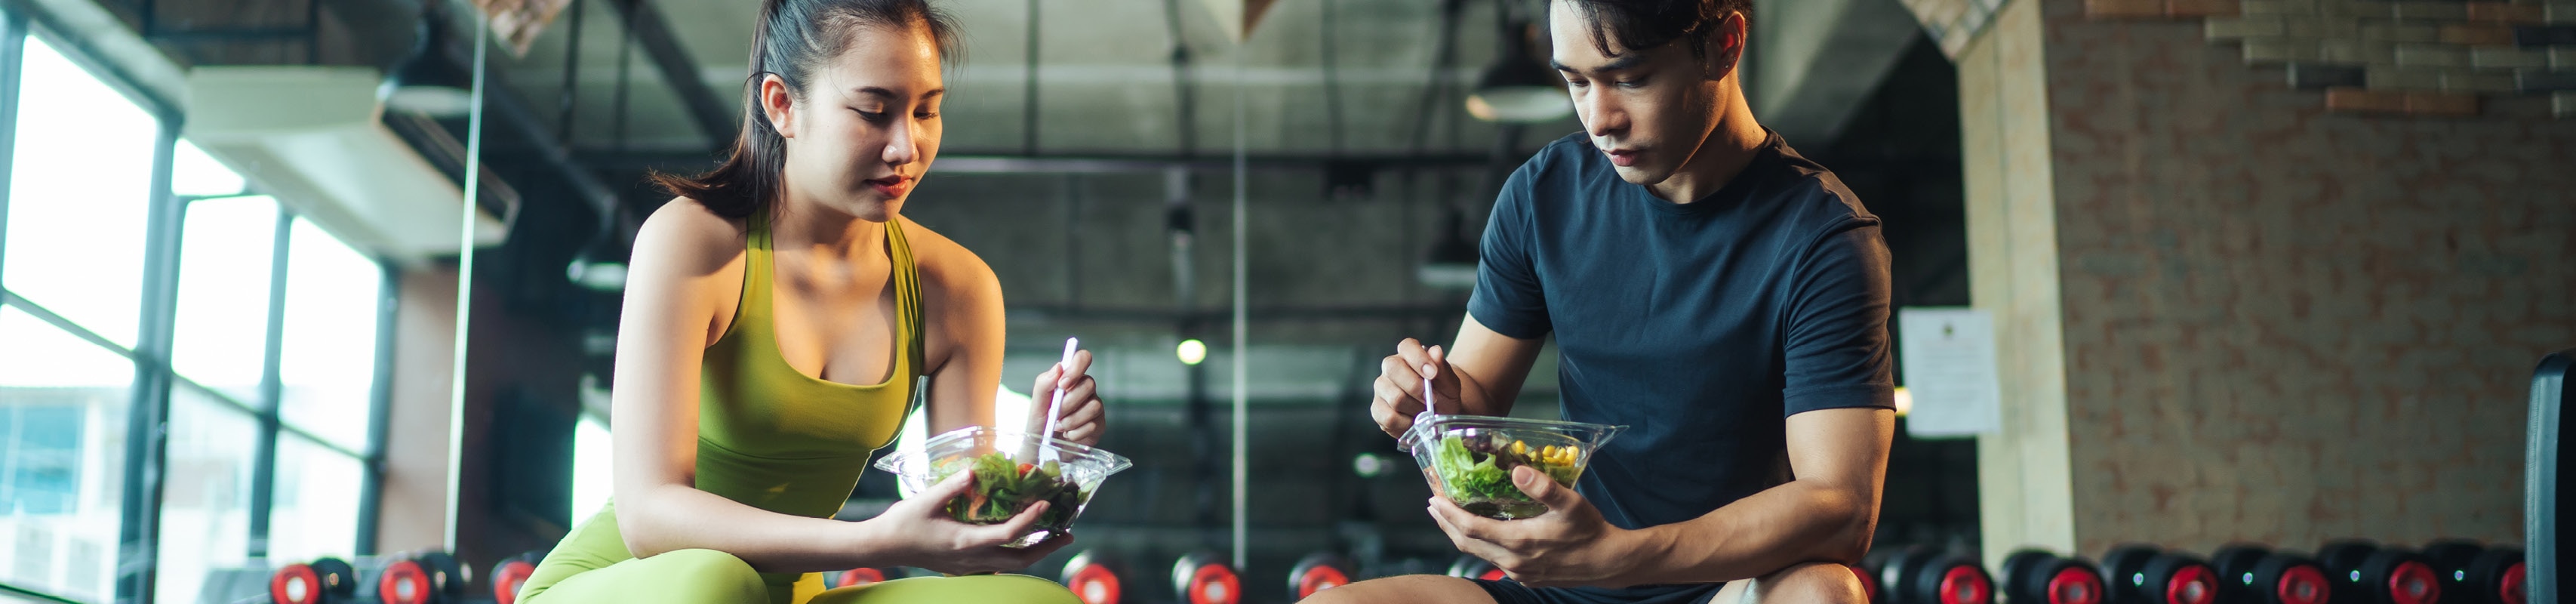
[{"x1": 1468, "y1": 129, "x2": 1894, "y2": 540}]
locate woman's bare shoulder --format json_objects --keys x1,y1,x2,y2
[
  {"x1": 632, "y1": 197, "x2": 750, "y2": 278},
  {"x1": 900, "y1": 216, "x2": 1001, "y2": 300}
]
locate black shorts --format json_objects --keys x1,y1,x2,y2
[{"x1": 1471, "y1": 578, "x2": 1728, "y2": 604}]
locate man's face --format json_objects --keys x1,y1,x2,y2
[{"x1": 1547, "y1": 0, "x2": 1738, "y2": 187}]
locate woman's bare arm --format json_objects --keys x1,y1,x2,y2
[
  {"x1": 608, "y1": 201, "x2": 902, "y2": 572},
  {"x1": 905, "y1": 217, "x2": 1005, "y2": 436}
]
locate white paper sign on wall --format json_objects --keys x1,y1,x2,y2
[{"x1": 1896, "y1": 307, "x2": 2002, "y2": 438}]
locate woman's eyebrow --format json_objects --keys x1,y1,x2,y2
[{"x1": 851, "y1": 86, "x2": 946, "y2": 101}]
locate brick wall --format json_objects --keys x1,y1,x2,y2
[
  {"x1": 2084, "y1": 0, "x2": 2576, "y2": 117},
  {"x1": 2032, "y1": 0, "x2": 2576, "y2": 554}
]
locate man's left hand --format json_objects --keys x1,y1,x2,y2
[{"x1": 1426, "y1": 465, "x2": 1657, "y2": 588}]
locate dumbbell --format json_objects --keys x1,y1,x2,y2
[
  {"x1": 488, "y1": 551, "x2": 544, "y2": 604},
  {"x1": 1060, "y1": 550, "x2": 1123, "y2": 604},
  {"x1": 2420, "y1": 540, "x2": 2525, "y2": 604},
  {"x1": 1865, "y1": 545, "x2": 1994, "y2": 604},
  {"x1": 2101, "y1": 544, "x2": 2215, "y2": 604},
  {"x1": 1170, "y1": 551, "x2": 1241, "y2": 604},
  {"x1": 1999, "y1": 549, "x2": 2105, "y2": 604},
  {"x1": 374, "y1": 550, "x2": 469, "y2": 604},
  {"x1": 1851, "y1": 563, "x2": 1882, "y2": 604},
  {"x1": 271, "y1": 557, "x2": 360, "y2": 604},
  {"x1": 827, "y1": 567, "x2": 908, "y2": 588},
  {"x1": 1447, "y1": 555, "x2": 1507, "y2": 582},
  {"x1": 2207, "y1": 544, "x2": 2328, "y2": 604},
  {"x1": 2317, "y1": 541, "x2": 2441, "y2": 604},
  {"x1": 1288, "y1": 552, "x2": 1354, "y2": 599}
]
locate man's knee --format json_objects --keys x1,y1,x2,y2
[
  {"x1": 1747, "y1": 562, "x2": 1867, "y2": 604},
  {"x1": 1299, "y1": 575, "x2": 1494, "y2": 604}
]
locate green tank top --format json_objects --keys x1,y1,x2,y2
[{"x1": 693, "y1": 208, "x2": 925, "y2": 519}]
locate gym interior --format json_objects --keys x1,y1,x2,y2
[{"x1": 0, "y1": 0, "x2": 2567, "y2": 602}]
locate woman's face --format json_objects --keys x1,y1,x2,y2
[{"x1": 763, "y1": 23, "x2": 944, "y2": 222}]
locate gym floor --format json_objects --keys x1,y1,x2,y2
[{"x1": 0, "y1": 0, "x2": 2567, "y2": 603}]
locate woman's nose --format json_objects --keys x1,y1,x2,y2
[{"x1": 882, "y1": 122, "x2": 919, "y2": 165}]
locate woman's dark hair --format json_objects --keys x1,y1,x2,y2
[
  {"x1": 651, "y1": 0, "x2": 961, "y2": 219},
  {"x1": 1561, "y1": 0, "x2": 1752, "y2": 60}
]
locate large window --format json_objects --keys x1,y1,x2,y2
[
  {"x1": 0, "y1": 19, "x2": 392, "y2": 604},
  {"x1": 1, "y1": 35, "x2": 157, "y2": 348},
  {"x1": 0, "y1": 307, "x2": 131, "y2": 603},
  {"x1": 170, "y1": 195, "x2": 280, "y2": 403},
  {"x1": 277, "y1": 217, "x2": 384, "y2": 454}
]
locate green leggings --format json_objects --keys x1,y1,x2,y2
[{"x1": 518, "y1": 506, "x2": 1079, "y2": 604}]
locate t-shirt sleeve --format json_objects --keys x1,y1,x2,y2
[
  {"x1": 1780, "y1": 222, "x2": 1897, "y2": 416},
  {"x1": 1466, "y1": 161, "x2": 1551, "y2": 340}
]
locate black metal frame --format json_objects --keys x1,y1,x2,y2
[
  {"x1": 599, "y1": 0, "x2": 732, "y2": 149},
  {"x1": 115, "y1": 94, "x2": 183, "y2": 604},
  {"x1": 245, "y1": 207, "x2": 294, "y2": 557},
  {"x1": 135, "y1": 0, "x2": 323, "y2": 64},
  {"x1": 0, "y1": 11, "x2": 393, "y2": 602}
]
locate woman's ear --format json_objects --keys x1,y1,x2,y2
[
  {"x1": 1702, "y1": 11, "x2": 1747, "y2": 82},
  {"x1": 759, "y1": 74, "x2": 798, "y2": 139}
]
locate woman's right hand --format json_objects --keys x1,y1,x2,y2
[{"x1": 866, "y1": 470, "x2": 1074, "y2": 575}]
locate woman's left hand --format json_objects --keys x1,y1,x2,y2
[{"x1": 1032, "y1": 349, "x2": 1105, "y2": 445}]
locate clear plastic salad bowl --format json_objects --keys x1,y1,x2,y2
[
  {"x1": 873, "y1": 425, "x2": 1132, "y2": 547},
  {"x1": 1398, "y1": 414, "x2": 1626, "y2": 519}
]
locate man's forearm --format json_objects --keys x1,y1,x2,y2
[
  {"x1": 1616, "y1": 480, "x2": 1875, "y2": 585},
  {"x1": 1454, "y1": 368, "x2": 1516, "y2": 417}
]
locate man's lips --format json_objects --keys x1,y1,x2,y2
[{"x1": 1602, "y1": 148, "x2": 1641, "y2": 167}]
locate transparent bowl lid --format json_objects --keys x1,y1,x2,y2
[{"x1": 1397, "y1": 413, "x2": 1627, "y2": 455}]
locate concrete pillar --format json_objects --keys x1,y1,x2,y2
[{"x1": 1956, "y1": 0, "x2": 2081, "y2": 569}]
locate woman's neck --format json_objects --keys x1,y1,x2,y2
[{"x1": 773, "y1": 187, "x2": 889, "y2": 261}]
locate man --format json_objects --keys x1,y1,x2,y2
[{"x1": 1310, "y1": 1, "x2": 1894, "y2": 603}]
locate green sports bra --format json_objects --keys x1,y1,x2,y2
[{"x1": 691, "y1": 208, "x2": 926, "y2": 519}]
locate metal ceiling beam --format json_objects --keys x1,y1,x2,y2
[
  {"x1": 574, "y1": 149, "x2": 1517, "y2": 174},
  {"x1": 1008, "y1": 304, "x2": 1464, "y2": 325},
  {"x1": 1748, "y1": 0, "x2": 1923, "y2": 145},
  {"x1": 602, "y1": 0, "x2": 736, "y2": 150},
  {"x1": 406, "y1": 17, "x2": 621, "y2": 220}
]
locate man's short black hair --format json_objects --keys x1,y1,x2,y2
[{"x1": 1560, "y1": 0, "x2": 1753, "y2": 59}]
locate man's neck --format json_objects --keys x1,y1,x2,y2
[{"x1": 1647, "y1": 97, "x2": 1768, "y2": 205}]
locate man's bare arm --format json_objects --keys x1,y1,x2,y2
[{"x1": 1617, "y1": 406, "x2": 1894, "y2": 582}]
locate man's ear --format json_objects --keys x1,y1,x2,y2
[
  {"x1": 1702, "y1": 11, "x2": 1748, "y2": 82},
  {"x1": 759, "y1": 74, "x2": 797, "y2": 139}
]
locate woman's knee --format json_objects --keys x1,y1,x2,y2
[
  {"x1": 809, "y1": 575, "x2": 1080, "y2": 604},
  {"x1": 644, "y1": 549, "x2": 768, "y2": 600}
]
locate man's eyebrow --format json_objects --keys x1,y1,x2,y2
[{"x1": 1550, "y1": 54, "x2": 1648, "y2": 74}]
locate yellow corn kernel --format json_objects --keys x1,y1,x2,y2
[{"x1": 1511, "y1": 440, "x2": 1528, "y2": 455}]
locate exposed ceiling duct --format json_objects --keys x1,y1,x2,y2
[
  {"x1": 1196, "y1": 0, "x2": 1281, "y2": 42},
  {"x1": 184, "y1": 65, "x2": 506, "y2": 263}
]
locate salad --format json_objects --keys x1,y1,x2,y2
[
  {"x1": 1426, "y1": 433, "x2": 1585, "y2": 519},
  {"x1": 931, "y1": 451, "x2": 1087, "y2": 532}
]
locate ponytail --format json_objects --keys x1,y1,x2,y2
[{"x1": 648, "y1": 0, "x2": 959, "y2": 219}]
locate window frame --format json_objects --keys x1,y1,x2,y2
[{"x1": 0, "y1": 14, "x2": 395, "y2": 603}]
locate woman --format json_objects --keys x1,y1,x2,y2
[{"x1": 517, "y1": 0, "x2": 1100, "y2": 602}]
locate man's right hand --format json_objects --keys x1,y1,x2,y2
[{"x1": 1371, "y1": 337, "x2": 1463, "y2": 439}]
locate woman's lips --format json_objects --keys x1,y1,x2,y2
[{"x1": 867, "y1": 175, "x2": 912, "y2": 196}]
